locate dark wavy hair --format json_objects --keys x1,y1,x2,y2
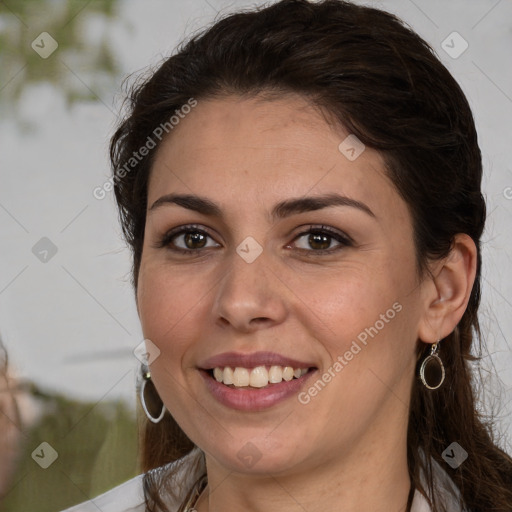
[{"x1": 109, "y1": 1, "x2": 512, "y2": 510}]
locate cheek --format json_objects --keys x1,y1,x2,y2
[
  {"x1": 297, "y1": 273, "x2": 417, "y2": 419},
  {"x1": 291, "y1": 266, "x2": 403, "y2": 341},
  {"x1": 291, "y1": 260, "x2": 419, "y2": 389},
  {"x1": 137, "y1": 261, "x2": 206, "y2": 361}
]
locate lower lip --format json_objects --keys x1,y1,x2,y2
[{"x1": 199, "y1": 369, "x2": 316, "y2": 411}]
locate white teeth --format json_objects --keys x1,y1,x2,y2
[
  {"x1": 212, "y1": 365, "x2": 309, "y2": 387},
  {"x1": 268, "y1": 365, "x2": 283, "y2": 383},
  {"x1": 233, "y1": 367, "x2": 250, "y2": 387},
  {"x1": 213, "y1": 367, "x2": 223, "y2": 382},
  {"x1": 249, "y1": 366, "x2": 269, "y2": 388},
  {"x1": 223, "y1": 366, "x2": 234, "y2": 385},
  {"x1": 282, "y1": 366, "x2": 294, "y2": 381}
]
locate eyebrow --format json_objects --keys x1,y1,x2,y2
[{"x1": 148, "y1": 192, "x2": 375, "y2": 219}]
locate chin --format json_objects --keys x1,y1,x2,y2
[{"x1": 201, "y1": 433, "x2": 307, "y2": 475}]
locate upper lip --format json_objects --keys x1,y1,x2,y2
[{"x1": 198, "y1": 351, "x2": 315, "y2": 370}]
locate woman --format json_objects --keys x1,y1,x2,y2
[{"x1": 64, "y1": 0, "x2": 512, "y2": 511}]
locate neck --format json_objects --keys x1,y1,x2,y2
[{"x1": 195, "y1": 419, "x2": 411, "y2": 512}]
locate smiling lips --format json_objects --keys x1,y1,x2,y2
[
  {"x1": 198, "y1": 351, "x2": 317, "y2": 410},
  {"x1": 213, "y1": 365, "x2": 309, "y2": 388}
]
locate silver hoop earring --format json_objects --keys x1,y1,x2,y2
[
  {"x1": 419, "y1": 341, "x2": 445, "y2": 390},
  {"x1": 140, "y1": 369, "x2": 166, "y2": 424}
]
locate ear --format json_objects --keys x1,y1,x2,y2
[{"x1": 417, "y1": 233, "x2": 478, "y2": 343}]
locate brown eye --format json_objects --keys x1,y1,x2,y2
[
  {"x1": 307, "y1": 233, "x2": 332, "y2": 251},
  {"x1": 157, "y1": 225, "x2": 220, "y2": 253},
  {"x1": 183, "y1": 231, "x2": 208, "y2": 249},
  {"x1": 291, "y1": 226, "x2": 353, "y2": 254}
]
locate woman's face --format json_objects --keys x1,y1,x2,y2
[{"x1": 137, "y1": 94, "x2": 429, "y2": 475}]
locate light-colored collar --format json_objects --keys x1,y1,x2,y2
[
  {"x1": 59, "y1": 447, "x2": 467, "y2": 512},
  {"x1": 410, "y1": 454, "x2": 467, "y2": 512},
  {"x1": 411, "y1": 490, "x2": 435, "y2": 512},
  {"x1": 184, "y1": 448, "x2": 466, "y2": 512}
]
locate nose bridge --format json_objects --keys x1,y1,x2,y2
[
  {"x1": 212, "y1": 243, "x2": 287, "y2": 330},
  {"x1": 220, "y1": 244, "x2": 272, "y2": 304}
]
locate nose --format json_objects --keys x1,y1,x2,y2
[{"x1": 211, "y1": 248, "x2": 288, "y2": 333}]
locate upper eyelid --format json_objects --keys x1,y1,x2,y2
[
  {"x1": 157, "y1": 224, "x2": 219, "y2": 247},
  {"x1": 159, "y1": 224, "x2": 352, "y2": 249}
]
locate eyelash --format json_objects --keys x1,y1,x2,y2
[{"x1": 156, "y1": 224, "x2": 353, "y2": 256}]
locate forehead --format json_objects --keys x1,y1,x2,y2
[
  {"x1": 148, "y1": 94, "x2": 404, "y2": 223},
  {"x1": 153, "y1": 94, "x2": 345, "y2": 163}
]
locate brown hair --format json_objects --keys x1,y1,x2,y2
[{"x1": 110, "y1": 1, "x2": 512, "y2": 510}]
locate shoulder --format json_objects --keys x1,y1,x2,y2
[
  {"x1": 60, "y1": 474, "x2": 145, "y2": 512},
  {"x1": 60, "y1": 448, "x2": 204, "y2": 512},
  {"x1": 411, "y1": 454, "x2": 471, "y2": 512},
  {"x1": 411, "y1": 489, "x2": 434, "y2": 512}
]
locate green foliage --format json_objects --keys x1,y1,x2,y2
[
  {"x1": 0, "y1": 2, "x2": 136, "y2": 509},
  {"x1": 0, "y1": 0, "x2": 120, "y2": 108},
  {"x1": 0, "y1": 3, "x2": 138, "y2": 508},
  {"x1": 1, "y1": 385, "x2": 138, "y2": 512}
]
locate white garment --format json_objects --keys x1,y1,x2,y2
[{"x1": 61, "y1": 448, "x2": 466, "y2": 512}]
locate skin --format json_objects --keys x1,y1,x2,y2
[{"x1": 136, "y1": 94, "x2": 477, "y2": 512}]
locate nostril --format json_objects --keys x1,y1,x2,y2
[{"x1": 252, "y1": 317, "x2": 270, "y2": 324}]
